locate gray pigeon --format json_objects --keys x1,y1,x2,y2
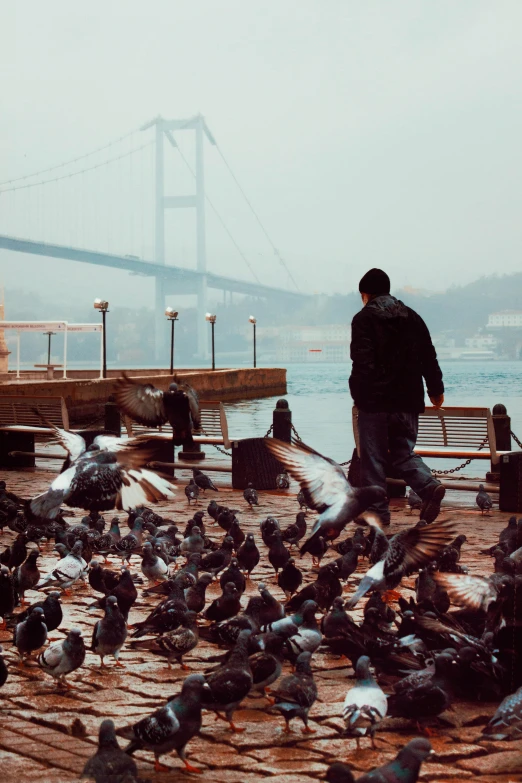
[
  {"x1": 482, "y1": 684, "x2": 522, "y2": 740},
  {"x1": 407, "y1": 489, "x2": 423, "y2": 514},
  {"x1": 36, "y1": 540, "x2": 87, "y2": 592},
  {"x1": 244, "y1": 483, "x2": 259, "y2": 509},
  {"x1": 91, "y1": 595, "x2": 128, "y2": 668},
  {"x1": 193, "y1": 469, "x2": 218, "y2": 493},
  {"x1": 81, "y1": 718, "x2": 138, "y2": 782},
  {"x1": 476, "y1": 484, "x2": 493, "y2": 515},
  {"x1": 140, "y1": 541, "x2": 168, "y2": 583},
  {"x1": 180, "y1": 526, "x2": 205, "y2": 556},
  {"x1": 276, "y1": 472, "x2": 290, "y2": 489},
  {"x1": 185, "y1": 479, "x2": 200, "y2": 505},
  {"x1": 266, "y1": 439, "x2": 387, "y2": 556},
  {"x1": 14, "y1": 606, "x2": 48, "y2": 661},
  {"x1": 270, "y1": 650, "x2": 317, "y2": 733},
  {"x1": 342, "y1": 655, "x2": 387, "y2": 748},
  {"x1": 38, "y1": 627, "x2": 86, "y2": 686}
]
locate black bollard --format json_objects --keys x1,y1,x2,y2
[
  {"x1": 492, "y1": 403, "x2": 512, "y2": 451},
  {"x1": 104, "y1": 395, "x2": 121, "y2": 437},
  {"x1": 272, "y1": 399, "x2": 292, "y2": 443}
]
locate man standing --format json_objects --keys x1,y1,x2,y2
[{"x1": 349, "y1": 268, "x2": 445, "y2": 525}]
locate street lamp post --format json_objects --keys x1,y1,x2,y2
[
  {"x1": 165, "y1": 308, "x2": 179, "y2": 373},
  {"x1": 94, "y1": 299, "x2": 109, "y2": 379},
  {"x1": 45, "y1": 331, "x2": 56, "y2": 365},
  {"x1": 249, "y1": 316, "x2": 257, "y2": 368},
  {"x1": 205, "y1": 313, "x2": 217, "y2": 370}
]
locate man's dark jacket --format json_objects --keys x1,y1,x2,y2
[{"x1": 349, "y1": 294, "x2": 444, "y2": 413}]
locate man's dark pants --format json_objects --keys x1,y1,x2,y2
[{"x1": 357, "y1": 410, "x2": 440, "y2": 524}]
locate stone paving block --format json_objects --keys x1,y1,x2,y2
[
  {"x1": 457, "y1": 751, "x2": 522, "y2": 775},
  {"x1": 248, "y1": 759, "x2": 329, "y2": 776}
]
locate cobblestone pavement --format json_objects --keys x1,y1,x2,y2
[{"x1": 1, "y1": 467, "x2": 521, "y2": 783}]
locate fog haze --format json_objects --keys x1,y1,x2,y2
[{"x1": 2, "y1": 1, "x2": 522, "y2": 308}]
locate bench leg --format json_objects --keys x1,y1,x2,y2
[{"x1": 0, "y1": 432, "x2": 35, "y2": 469}]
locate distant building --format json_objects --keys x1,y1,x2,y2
[
  {"x1": 487, "y1": 311, "x2": 522, "y2": 328},
  {"x1": 465, "y1": 334, "x2": 498, "y2": 350},
  {"x1": 276, "y1": 324, "x2": 351, "y2": 362}
]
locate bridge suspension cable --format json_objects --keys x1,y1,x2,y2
[
  {"x1": 0, "y1": 141, "x2": 154, "y2": 194},
  {"x1": 214, "y1": 142, "x2": 300, "y2": 291},
  {"x1": 0, "y1": 126, "x2": 146, "y2": 186},
  {"x1": 174, "y1": 144, "x2": 261, "y2": 284}
]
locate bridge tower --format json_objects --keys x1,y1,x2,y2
[{"x1": 142, "y1": 115, "x2": 215, "y2": 361}]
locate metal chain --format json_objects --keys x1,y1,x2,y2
[
  {"x1": 291, "y1": 424, "x2": 302, "y2": 442},
  {"x1": 264, "y1": 423, "x2": 274, "y2": 438},
  {"x1": 511, "y1": 429, "x2": 522, "y2": 449},
  {"x1": 212, "y1": 443, "x2": 232, "y2": 457},
  {"x1": 430, "y1": 434, "x2": 489, "y2": 476},
  {"x1": 340, "y1": 459, "x2": 352, "y2": 467}
]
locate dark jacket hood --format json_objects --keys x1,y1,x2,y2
[{"x1": 366, "y1": 294, "x2": 408, "y2": 320}]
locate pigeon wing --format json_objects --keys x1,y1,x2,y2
[
  {"x1": 266, "y1": 438, "x2": 352, "y2": 514},
  {"x1": 384, "y1": 518, "x2": 458, "y2": 581},
  {"x1": 39, "y1": 640, "x2": 64, "y2": 669},
  {"x1": 28, "y1": 465, "x2": 78, "y2": 520},
  {"x1": 173, "y1": 376, "x2": 201, "y2": 430},
  {"x1": 133, "y1": 705, "x2": 180, "y2": 746},
  {"x1": 433, "y1": 572, "x2": 497, "y2": 610},
  {"x1": 114, "y1": 374, "x2": 168, "y2": 427}
]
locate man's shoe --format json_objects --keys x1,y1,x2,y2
[{"x1": 420, "y1": 483, "x2": 446, "y2": 524}]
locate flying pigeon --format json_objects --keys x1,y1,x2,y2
[
  {"x1": 346, "y1": 516, "x2": 458, "y2": 608},
  {"x1": 27, "y1": 427, "x2": 175, "y2": 521},
  {"x1": 114, "y1": 372, "x2": 201, "y2": 446},
  {"x1": 265, "y1": 438, "x2": 387, "y2": 556}
]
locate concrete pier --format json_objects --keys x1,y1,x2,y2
[{"x1": 0, "y1": 367, "x2": 286, "y2": 424}]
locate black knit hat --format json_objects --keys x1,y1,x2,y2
[{"x1": 358, "y1": 268, "x2": 390, "y2": 295}]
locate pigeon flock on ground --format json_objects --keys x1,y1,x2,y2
[{"x1": 0, "y1": 407, "x2": 520, "y2": 783}]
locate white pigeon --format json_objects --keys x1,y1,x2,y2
[
  {"x1": 28, "y1": 426, "x2": 175, "y2": 521},
  {"x1": 36, "y1": 541, "x2": 88, "y2": 591},
  {"x1": 342, "y1": 655, "x2": 387, "y2": 748}
]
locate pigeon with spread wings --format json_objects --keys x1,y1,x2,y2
[
  {"x1": 114, "y1": 373, "x2": 201, "y2": 446},
  {"x1": 27, "y1": 427, "x2": 175, "y2": 522},
  {"x1": 346, "y1": 517, "x2": 458, "y2": 608},
  {"x1": 265, "y1": 438, "x2": 386, "y2": 557}
]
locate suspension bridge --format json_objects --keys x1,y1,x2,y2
[{"x1": 0, "y1": 114, "x2": 308, "y2": 358}]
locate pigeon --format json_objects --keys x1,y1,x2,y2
[
  {"x1": 95, "y1": 568, "x2": 138, "y2": 621},
  {"x1": 14, "y1": 606, "x2": 48, "y2": 661},
  {"x1": 185, "y1": 479, "x2": 200, "y2": 505},
  {"x1": 219, "y1": 558, "x2": 246, "y2": 594},
  {"x1": 131, "y1": 573, "x2": 191, "y2": 637},
  {"x1": 281, "y1": 512, "x2": 307, "y2": 549},
  {"x1": 346, "y1": 517, "x2": 458, "y2": 608},
  {"x1": 297, "y1": 489, "x2": 311, "y2": 511},
  {"x1": 13, "y1": 549, "x2": 40, "y2": 605},
  {"x1": 407, "y1": 490, "x2": 423, "y2": 514},
  {"x1": 16, "y1": 591, "x2": 63, "y2": 633},
  {"x1": 265, "y1": 439, "x2": 387, "y2": 556},
  {"x1": 204, "y1": 582, "x2": 242, "y2": 622},
  {"x1": 88, "y1": 560, "x2": 120, "y2": 595},
  {"x1": 200, "y1": 536, "x2": 234, "y2": 575},
  {"x1": 285, "y1": 600, "x2": 323, "y2": 661},
  {"x1": 201, "y1": 629, "x2": 253, "y2": 731},
  {"x1": 141, "y1": 541, "x2": 169, "y2": 584},
  {"x1": 37, "y1": 541, "x2": 88, "y2": 592},
  {"x1": 260, "y1": 516, "x2": 280, "y2": 546},
  {"x1": 270, "y1": 650, "x2": 317, "y2": 733},
  {"x1": 27, "y1": 426, "x2": 175, "y2": 521},
  {"x1": 327, "y1": 738, "x2": 433, "y2": 783},
  {"x1": 243, "y1": 483, "x2": 259, "y2": 509},
  {"x1": 185, "y1": 573, "x2": 214, "y2": 614},
  {"x1": 38, "y1": 627, "x2": 86, "y2": 686},
  {"x1": 268, "y1": 531, "x2": 291, "y2": 575},
  {"x1": 249, "y1": 632, "x2": 286, "y2": 700},
  {"x1": 433, "y1": 572, "x2": 501, "y2": 612},
  {"x1": 342, "y1": 655, "x2": 387, "y2": 748},
  {"x1": 387, "y1": 652, "x2": 455, "y2": 722},
  {"x1": 124, "y1": 673, "x2": 209, "y2": 772},
  {"x1": 286, "y1": 562, "x2": 342, "y2": 614},
  {"x1": 112, "y1": 518, "x2": 144, "y2": 564},
  {"x1": 130, "y1": 611, "x2": 199, "y2": 670},
  {"x1": 322, "y1": 597, "x2": 356, "y2": 638},
  {"x1": 476, "y1": 484, "x2": 493, "y2": 515},
  {"x1": 115, "y1": 373, "x2": 201, "y2": 446},
  {"x1": 227, "y1": 517, "x2": 245, "y2": 550},
  {"x1": 181, "y1": 526, "x2": 205, "y2": 556},
  {"x1": 82, "y1": 719, "x2": 138, "y2": 783},
  {"x1": 193, "y1": 468, "x2": 218, "y2": 493},
  {"x1": 0, "y1": 566, "x2": 17, "y2": 626},
  {"x1": 334, "y1": 545, "x2": 364, "y2": 583},
  {"x1": 237, "y1": 533, "x2": 260, "y2": 576},
  {"x1": 91, "y1": 595, "x2": 128, "y2": 667},
  {"x1": 482, "y1": 684, "x2": 522, "y2": 739},
  {"x1": 7, "y1": 533, "x2": 28, "y2": 570},
  {"x1": 276, "y1": 471, "x2": 290, "y2": 489},
  {"x1": 278, "y1": 558, "x2": 303, "y2": 598},
  {"x1": 437, "y1": 534, "x2": 467, "y2": 573},
  {"x1": 0, "y1": 645, "x2": 7, "y2": 688}
]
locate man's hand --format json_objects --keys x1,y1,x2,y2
[{"x1": 429, "y1": 394, "x2": 445, "y2": 409}]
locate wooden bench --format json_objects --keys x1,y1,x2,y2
[
  {"x1": 0, "y1": 395, "x2": 72, "y2": 469},
  {"x1": 124, "y1": 400, "x2": 232, "y2": 449},
  {"x1": 352, "y1": 406, "x2": 510, "y2": 492}
]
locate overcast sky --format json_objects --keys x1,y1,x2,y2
[{"x1": 2, "y1": 1, "x2": 522, "y2": 312}]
